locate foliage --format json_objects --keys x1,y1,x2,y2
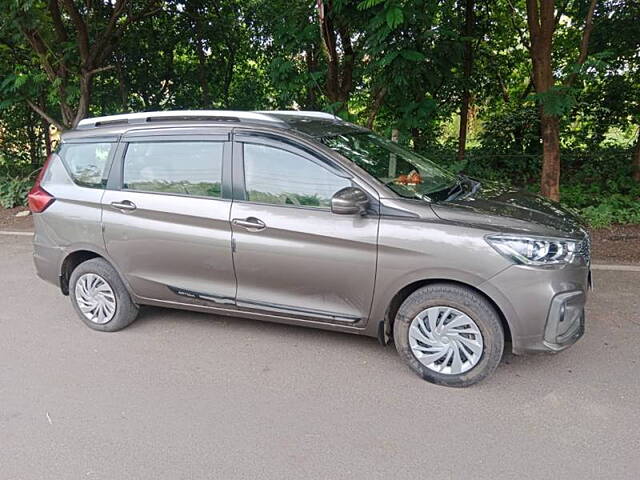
[
  {"x1": 0, "y1": 0, "x2": 639, "y2": 226},
  {"x1": 579, "y1": 198, "x2": 640, "y2": 228},
  {"x1": 0, "y1": 172, "x2": 35, "y2": 208}
]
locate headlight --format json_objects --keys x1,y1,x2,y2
[{"x1": 486, "y1": 234, "x2": 577, "y2": 266}]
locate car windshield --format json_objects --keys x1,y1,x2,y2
[{"x1": 322, "y1": 132, "x2": 457, "y2": 200}]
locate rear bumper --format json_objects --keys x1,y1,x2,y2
[
  {"x1": 481, "y1": 262, "x2": 589, "y2": 355},
  {"x1": 33, "y1": 239, "x2": 64, "y2": 289}
]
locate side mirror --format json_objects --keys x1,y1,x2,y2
[{"x1": 331, "y1": 186, "x2": 369, "y2": 215}]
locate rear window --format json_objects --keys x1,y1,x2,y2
[
  {"x1": 123, "y1": 141, "x2": 224, "y2": 198},
  {"x1": 59, "y1": 142, "x2": 113, "y2": 188}
]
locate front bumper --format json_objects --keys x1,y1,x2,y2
[
  {"x1": 543, "y1": 290, "x2": 585, "y2": 351},
  {"x1": 480, "y1": 261, "x2": 589, "y2": 355}
]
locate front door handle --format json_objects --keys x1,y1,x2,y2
[
  {"x1": 111, "y1": 200, "x2": 137, "y2": 211},
  {"x1": 232, "y1": 217, "x2": 266, "y2": 231}
]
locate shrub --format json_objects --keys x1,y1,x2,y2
[
  {"x1": 579, "y1": 196, "x2": 640, "y2": 228},
  {"x1": 0, "y1": 174, "x2": 36, "y2": 209}
]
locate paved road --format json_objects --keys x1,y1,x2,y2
[{"x1": 1, "y1": 235, "x2": 639, "y2": 479}]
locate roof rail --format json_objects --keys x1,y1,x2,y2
[
  {"x1": 256, "y1": 110, "x2": 338, "y2": 120},
  {"x1": 77, "y1": 110, "x2": 285, "y2": 129}
]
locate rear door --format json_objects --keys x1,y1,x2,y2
[
  {"x1": 101, "y1": 129, "x2": 236, "y2": 306},
  {"x1": 229, "y1": 132, "x2": 379, "y2": 325}
]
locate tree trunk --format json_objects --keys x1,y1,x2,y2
[
  {"x1": 366, "y1": 86, "x2": 387, "y2": 129},
  {"x1": 457, "y1": 0, "x2": 475, "y2": 162},
  {"x1": 527, "y1": 0, "x2": 561, "y2": 201},
  {"x1": 116, "y1": 58, "x2": 128, "y2": 110},
  {"x1": 633, "y1": 128, "x2": 640, "y2": 182},
  {"x1": 526, "y1": 0, "x2": 597, "y2": 201},
  {"x1": 195, "y1": 46, "x2": 211, "y2": 106},
  {"x1": 222, "y1": 46, "x2": 236, "y2": 108},
  {"x1": 26, "y1": 118, "x2": 38, "y2": 169},
  {"x1": 317, "y1": 0, "x2": 355, "y2": 112},
  {"x1": 72, "y1": 75, "x2": 92, "y2": 128},
  {"x1": 305, "y1": 46, "x2": 319, "y2": 109},
  {"x1": 411, "y1": 128, "x2": 426, "y2": 152},
  {"x1": 42, "y1": 118, "x2": 51, "y2": 158},
  {"x1": 540, "y1": 113, "x2": 561, "y2": 199}
]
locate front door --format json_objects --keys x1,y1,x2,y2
[
  {"x1": 102, "y1": 134, "x2": 236, "y2": 306},
  {"x1": 230, "y1": 134, "x2": 379, "y2": 324}
]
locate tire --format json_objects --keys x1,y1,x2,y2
[
  {"x1": 69, "y1": 257, "x2": 139, "y2": 332},
  {"x1": 393, "y1": 283, "x2": 504, "y2": 387}
]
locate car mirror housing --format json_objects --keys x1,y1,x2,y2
[{"x1": 331, "y1": 186, "x2": 369, "y2": 215}]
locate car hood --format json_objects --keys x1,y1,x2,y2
[{"x1": 430, "y1": 181, "x2": 586, "y2": 238}]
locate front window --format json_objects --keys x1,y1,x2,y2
[
  {"x1": 243, "y1": 143, "x2": 351, "y2": 208},
  {"x1": 322, "y1": 133, "x2": 456, "y2": 200}
]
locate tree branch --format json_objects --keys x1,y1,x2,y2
[
  {"x1": 90, "y1": 0, "x2": 127, "y2": 66},
  {"x1": 48, "y1": 0, "x2": 68, "y2": 43},
  {"x1": 20, "y1": 28, "x2": 57, "y2": 82},
  {"x1": 60, "y1": 0, "x2": 90, "y2": 63},
  {"x1": 26, "y1": 100, "x2": 64, "y2": 131},
  {"x1": 86, "y1": 64, "x2": 115, "y2": 76},
  {"x1": 565, "y1": 0, "x2": 597, "y2": 86},
  {"x1": 337, "y1": 25, "x2": 354, "y2": 100},
  {"x1": 366, "y1": 86, "x2": 387, "y2": 129},
  {"x1": 508, "y1": 0, "x2": 531, "y2": 50}
]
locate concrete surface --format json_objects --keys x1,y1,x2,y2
[{"x1": 1, "y1": 235, "x2": 639, "y2": 479}]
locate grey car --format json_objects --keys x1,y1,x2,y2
[{"x1": 30, "y1": 110, "x2": 590, "y2": 387}]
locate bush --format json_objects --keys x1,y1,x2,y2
[
  {"x1": 578, "y1": 196, "x2": 640, "y2": 228},
  {"x1": 0, "y1": 174, "x2": 35, "y2": 208},
  {"x1": 422, "y1": 146, "x2": 640, "y2": 229}
]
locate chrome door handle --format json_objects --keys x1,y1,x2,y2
[
  {"x1": 111, "y1": 200, "x2": 137, "y2": 211},
  {"x1": 232, "y1": 217, "x2": 266, "y2": 231}
]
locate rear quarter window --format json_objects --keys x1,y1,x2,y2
[{"x1": 58, "y1": 142, "x2": 113, "y2": 188}]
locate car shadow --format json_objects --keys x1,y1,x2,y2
[{"x1": 130, "y1": 305, "x2": 564, "y2": 384}]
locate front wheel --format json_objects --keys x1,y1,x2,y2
[
  {"x1": 393, "y1": 283, "x2": 504, "y2": 387},
  {"x1": 69, "y1": 258, "x2": 139, "y2": 332}
]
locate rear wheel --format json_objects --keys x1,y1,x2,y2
[
  {"x1": 69, "y1": 258, "x2": 139, "y2": 332},
  {"x1": 393, "y1": 283, "x2": 504, "y2": 387}
]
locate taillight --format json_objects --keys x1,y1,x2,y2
[
  {"x1": 27, "y1": 184, "x2": 55, "y2": 213},
  {"x1": 28, "y1": 155, "x2": 56, "y2": 213}
]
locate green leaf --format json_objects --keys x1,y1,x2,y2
[
  {"x1": 535, "y1": 86, "x2": 576, "y2": 117},
  {"x1": 385, "y1": 6, "x2": 403, "y2": 29},
  {"x1": 357, "y1": 0, "x2": 386, "y2": 11},
  {"x1": 0, "y1": 74, "x2": 17, "y2": 91},
  {"x1": 399, "y1": 50, "x2": 425, "y2": 61},
  {"x1": 13, "y1": 74, "x2": 27, "y2": 89},
  {"x1": 379, "y1": 50, "x2": 399, "y2": 67},
  {"x1": 0, "y1": 99, "x2": 16, "y2": 110}
]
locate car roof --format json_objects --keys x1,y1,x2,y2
[{"x1": 62, "y1": 110, "x2": 367, "y2": 141}]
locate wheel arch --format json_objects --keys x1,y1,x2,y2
[
  {"x1": 59, "y1": 250, "x2": 103, "y2": 295},
  {"x1": 381, "y1": 278, "x2": 512, "y2": 346}
]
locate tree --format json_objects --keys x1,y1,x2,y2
[
  {"x1": 3, "y1": 0, "x2": 160, "y2": 129},
  {"x1": 525, "y1": 0, "x2": 597, "y2": 200},
  {"x1": 358, "y1": 0, "x2": 465, "y2": 150},
  {"x1": 317, "y1": 0, "x2": 357, "y2": 111},
  {"x1": 457, "y1": 0, "x2": 475, "y2": 162}
]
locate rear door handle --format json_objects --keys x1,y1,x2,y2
[
  {"x1": 111, "y1": 200, "x2": 137, "y2": 211},
  {"x1": 232, "y1": 217, "x2": 266, "y2": 231}
]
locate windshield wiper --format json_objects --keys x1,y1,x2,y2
[
  {"x1": 446, "y1": 175, "x2": 481, "y2": 201},
  {"x1": 444, "y1": 177, "x2": 464, "y2": 201}
]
